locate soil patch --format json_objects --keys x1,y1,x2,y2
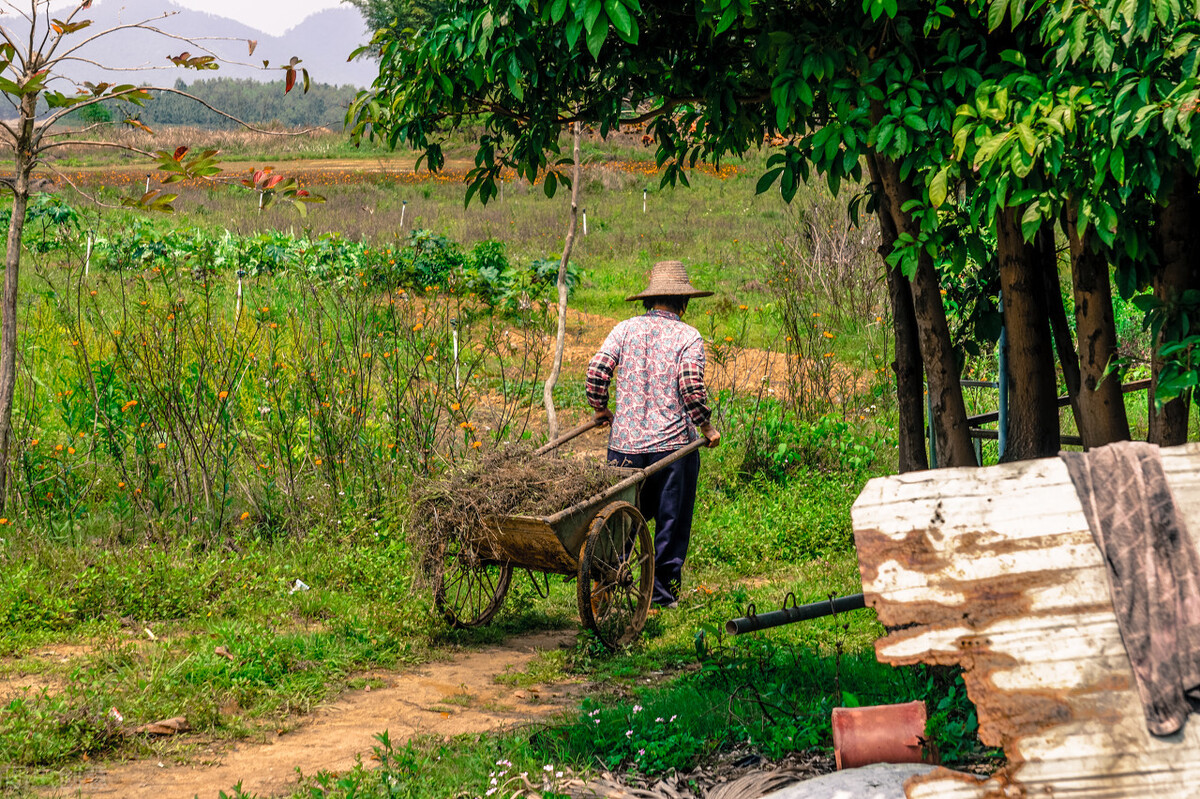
[
  {"x1": 0, "y1": 645, "x2": 95, "y2": 703},
  {"x1": 47, "y1": 630, "x2": 581, "y2": 799}
]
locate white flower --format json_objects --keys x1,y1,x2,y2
[
  {"x1": 543, "y1": 764, "x2": 553, "y2": 772},
  {"x1": 632, "y1": 704, "x2": 642, "y2": 714},
  {"x1": 625, "y1": 730, "x2": 633, "y2": 738},
  {"x1": 490, "y1": 778, "x2": 497, "y2": 786},
  {"x1": 655, "y1": 717, "x2": 665, "y2": 723},
  {"x1": 556, "y1": 771, "x2": 563, "y2": 778},
  {"x1": 486, "y1": 789, "x2": 497, "y2": 797},
  {"x1": 670, "y1": 714, "x2": 677, "y2": 722}
]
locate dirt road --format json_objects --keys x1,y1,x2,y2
[{"x1": 46, "y1": 630, "x2": 580, "y2": 799}]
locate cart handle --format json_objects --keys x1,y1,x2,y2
[
  {"x1": 544, "y1": 435, "x2": 711, "y2": 526},
  {"x1": 535, "y1": 418, "x2": 602, "y2": 456}
]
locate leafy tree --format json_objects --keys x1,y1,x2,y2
[
  {"x1": 0, "y1": 1, "x2": 322, "y2": 508},
  {"x1": 343, "y1": 0, "x2": 450, "y2": 55},
  {"x1": 349, "y1": 0, "x2": 1200, "y2": 469}
]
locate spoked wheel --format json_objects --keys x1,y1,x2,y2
[
  {"x1": 577, "y1": 501, "x2": 654, "y2": 650},
  {"x1": 433, "y1": 535, "x2": 513, "y2": 628}
]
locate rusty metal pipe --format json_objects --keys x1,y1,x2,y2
[{"x1": 725, "y1": 593, "x2": 866, "y2": 635}]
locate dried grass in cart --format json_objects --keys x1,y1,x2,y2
[{"x1": 411, "y1": 420, "x2": 708, "y2": 649}]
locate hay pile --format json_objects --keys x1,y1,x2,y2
[{"x1": 410, "y1": 444, "x2": 623, "y2": 576}]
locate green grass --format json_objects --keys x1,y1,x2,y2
[{"x1": 0, "y1": 130, "x2": 949, "y2": 793}]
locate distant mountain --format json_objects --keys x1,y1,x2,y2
[{"x1": 6, "y1": 0, "x2": 379, "y2": 88}]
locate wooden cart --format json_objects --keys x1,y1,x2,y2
[{"x1": 432, "y1": 420, "x2": 709, "y2": 649}]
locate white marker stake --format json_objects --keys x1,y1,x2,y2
[
  {"x1": 236, "y1": 277, "x2": 243, "y2": 318},
  {"x1": 145, "y1": 175, "x2": 150, "y2": 194},
  {"x1": 84, "y1": 231, "x2": 93, "y2": 277},
  {"x1": 400, "y1": 201, "x2": 407, "y2": 229},
  {"x1": 643, "y1": 188, "x2": 647, "y2": 213},
  {"x1": 452, "y1": 326, "x2": 460, "y2": 391},
  {"x1": 582, "y1": 208, "x2": 588, "y2": 236}
]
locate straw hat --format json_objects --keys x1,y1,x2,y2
[{"x1": 625, "y1": 260, "x2": 713, "y2": 301}]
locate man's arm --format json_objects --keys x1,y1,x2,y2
[
  {"x1": 586, "y1": 341, "x2": 619, "y2": 425},
  {"x1": 679, "y1": 341, "x2": 721, "y2": 447}
]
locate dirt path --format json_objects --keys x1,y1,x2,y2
[{"x1": 48, "y1": 630, "x2": 581, "y2": 799}]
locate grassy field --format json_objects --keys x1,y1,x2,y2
[{"x1": 4, "y1": 125, "x2": 1167, "y2": 795}]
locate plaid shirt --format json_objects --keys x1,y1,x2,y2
[{"x1": 586, "y1": 309, "x2": 711, "y2": 454}]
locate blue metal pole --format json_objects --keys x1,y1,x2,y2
[
  {"x1": 998, "y1": 296, "x2": 1009, "y2": 460},
  {"x1": 926, "y1": 384, "x2": 937, "y2": 469}
]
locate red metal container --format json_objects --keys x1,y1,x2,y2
[{"x1": 831, "y1": 700, "x2": 933, "y2": 770}]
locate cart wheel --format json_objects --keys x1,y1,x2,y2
[
  {"x1": 577, "y1": 501, "x2": 654, "y2": 650},
  {"x1": 433, "y1": 536, "x2": 513, "y2": 628}
]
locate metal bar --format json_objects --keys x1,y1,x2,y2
[
  {"x1": 726, "y1": 593, "x2": 867, "y2": 635},
  {"x1": 998, "y1": 306, "x2": 1009, "y2": 459},
  {"x1": 544, "y1": 437, "x2": 709, "y2": 526},
  {"x1": 926, "y1": 385, "x2": 937, "y2": 469},
  {"x1": 970, "y1": 429, "x2": 1083, "y2": 446},
  {"x1": 967, "y1": 379, "x2": 1151, "y2": 428},
  {"x1": 535, "y1": 418, "x2": 601, "y2": 456}
]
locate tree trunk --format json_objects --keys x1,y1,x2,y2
[
  {"x1": 542, "y1": 122, "x2": 582, "y2": 441},
  {"x1": 870, "y1": 152, "x2": 975, "y2": 467},
  {"x1": 0, "y1": 96, "x2": 35, "y2": 511},
  {"x1": 1066, "y1": 205, "x2": 1130, "y2": 448},
  {"x1": 1038, "y1": 227, "x2": 1083, "y2": 435},
  {"x1": 996, "y1": 211, "x2": 1060, "y2": 460},
  {"x1": 1149, "y1": 167, "x2": 1200, "y2": 446},
  {"x1": 865, "y1": 151, "x2": 927, "y2": 473}
]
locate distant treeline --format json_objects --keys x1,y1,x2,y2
[{"x1": 66, "y1": 78, "x2": 362, "y2": 129}]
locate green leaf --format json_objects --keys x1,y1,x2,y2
[
  {"x1": 1021, "y1": 203, "x2": 1042, "y2": 241},
  {"x1": 988, "y1": 0, "x2": 1010, "y2": 30},
  {"x1": 543, "y1": 171, "x2": 558, "y2": 198},
  {"x1": 929, "y1": 167, "x2": 950, "y2": 207},
  {"x1": 565, "y1": 17, "x2": 583, "y2": 49},
  {"x1": 582, "y1": 0, "x2": 604, "y2": 31},
  {"x1": 1110, "y1": 147, "x2": 1126, "y2": 184},
  {"x1": 1015, "y1": 122, "x2": 1037, "y2": 154},
  {"x1": 585, "y1": 10, "x2": 609, "y2": 59},
  {"x1": 755, "y1": 168, "x2": 784, "y2": 195},
  {"x1": 604, "y1": 0, "x2": 635, "y2": 41},
  {"x1": 550, "y1": 0, "x2": 569, "y2": 23}
]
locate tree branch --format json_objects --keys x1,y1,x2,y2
[
  {"x1": 39, "y1": 139, "x2": 155, "y2": 158},
  {"x1": 49, "y1": 16, "x2": 280, "y2": 74},
  {"x1": 34, "y1": 86, "x2": 324, "y2": 151}
]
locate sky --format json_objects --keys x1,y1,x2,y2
[
  {"x1": 170, "y1": 0, "x2": 345, "y2": 34},
  {"x1": 45, "y1": 0, "x2": 349, "y2": 36}
]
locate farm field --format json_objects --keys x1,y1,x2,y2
[{"x1": 3, "y1": 125, "x2": 1163, "y2": 798}]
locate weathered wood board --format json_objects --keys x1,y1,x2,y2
[{"x1": 851, "y1": 442, "x2": 1200, "y2": 798}]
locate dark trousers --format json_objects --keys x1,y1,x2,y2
[{"x1": 608, "y1": 447, "x2": 700, "y2": 605}]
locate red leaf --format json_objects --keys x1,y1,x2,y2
[
  {"x1": 284, "y1": 68, "x2": 296, "y2": 94},
  {"x1": 173, "y1": 146, "x2": 188, "y2": 161},
  {"x1": 247, "y1": 39, "x2": 257, "y2": 56}
]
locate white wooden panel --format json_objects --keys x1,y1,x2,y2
[{"x1": 851, "y1": 443, "x2": 1200, "y2": 799}]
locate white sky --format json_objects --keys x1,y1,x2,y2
[
  {"x1": 45, "y1": 1, "x2": 347, "y2": 36},
  {"x1": 171, "y1": 0, "x2": 345, "y2": 34}
]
